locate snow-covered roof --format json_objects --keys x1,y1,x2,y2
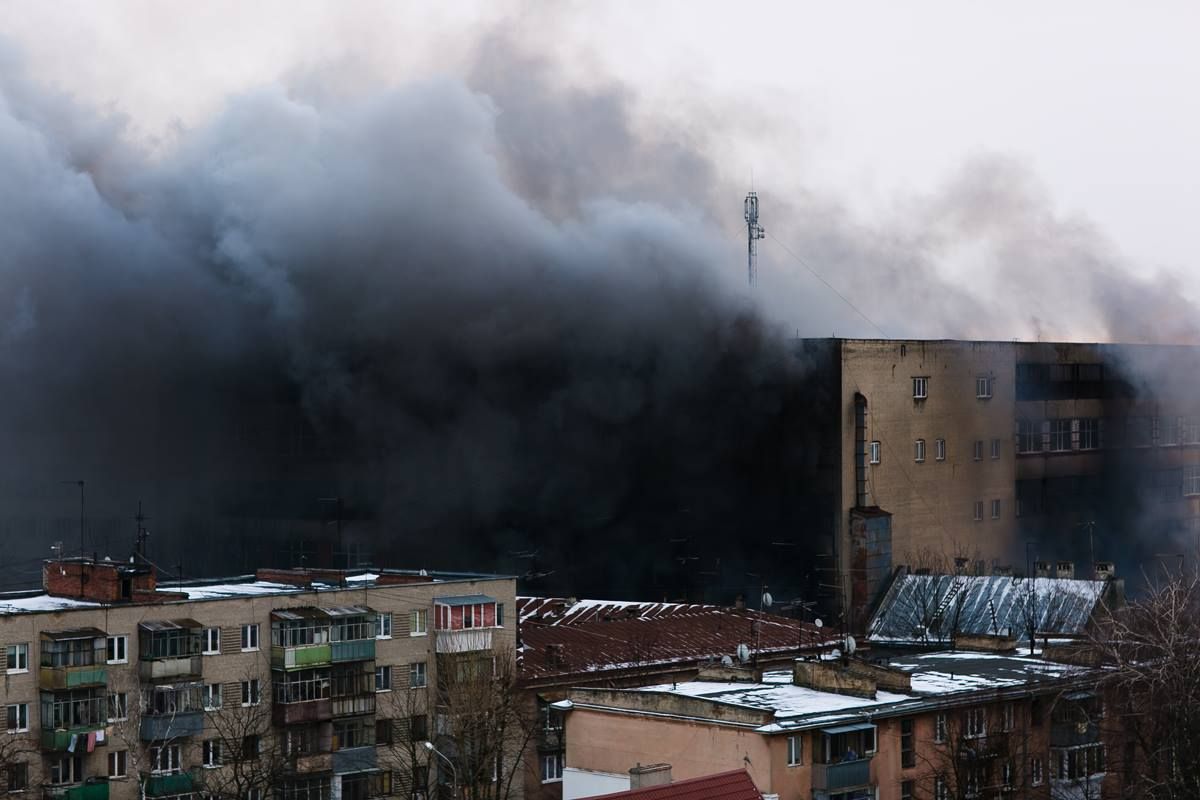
[
  {"x1": 0, "y1": 594, "x2": 100, "y2": 615},
  {"x1": 162, "y1": 581, "x2": 302, "y2": 601},
  {"x1": 518, "y1": 596, "x2": 711, "y2": 626},
  {"x1": 867, "y1": 573, "x2": 1112, "y2": 646}
]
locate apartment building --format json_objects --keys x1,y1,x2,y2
[
  {"x1": 558, "y1": 651, "x2": 1113, "y2": 800},
  {"x1": 791, "y1": 338, "x2": 1200, "y2": 626},
  {"x1": 0, "y1": 557, "x2": 517, "y2": 800}
]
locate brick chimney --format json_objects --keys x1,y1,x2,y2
[
  {"x1": 629, "y1": 764, "x2": 671, "y2": 789},
  {"x1": 43, "y1": 557, "x2": 178, "y2": 603}
]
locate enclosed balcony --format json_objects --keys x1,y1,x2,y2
[
  {"x1": 328, "y1": 607, "x2": 377, "y2": 663},
  {"x1": 138, "y1": 620, "x2": 202, "y2": 682},
  {"x1": 272, "y1": 609, "x2": 333, "y2": 670},
  {"x1": 274, "y1": 668, "x2": 334, "y2": 726},
  {"x1": 140, "y1": 683, "x2": 205, "y2": 740},
  {"x1": 39, "y1": 629, "x2": 108, "y2": 691},
  {"x1": 811, "y1": 723, "x2": 876, "y2": 794},
  {"x1": 434, "y1": 595, "x2": 498, "y2": 653},
  {"x1": 330, "y1": 663, "x2": 375, "y2": 718},
  {"x1": 1052, "y1": 691, "x2": 1103, "y2": 748},
  {"x1": 141, "y1": 769, "x2": 197, "y2": 798},
  {"x1": 40, "y1": 690, "x2": 107, "y2": 752},
  {"x1": 43, "y1": 779, "x2": 110, "y2": 800}
]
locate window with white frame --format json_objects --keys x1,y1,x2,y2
[
  {"x1": 6, "y1": 762, "x2": 27, "y2": 791},
  {"x1": 1184, "y1": 465, "x2": 1200, "y2": 496},
  {"x1": 1079, "y1": 418, "x2": 1101, "y2": 450},
  {"x1": 965, "y1": 706, "x2": 986, "y2": 738},
  {"x1": 935, "y1": 713, "x2": 947, "y2": 743},
  {"x1": 497, "y1": 603, "x2": 505, "y2": 626},
  {"x1": 1003, "y1": 702, "x2": 1015, "y2": 731},
  {"x1": 409, "y1": 662, "x2": 427, "y2": 689},
  {"x1": 49, "y1": 756, "x2": 82, "y2": 785},
  {"x1": 935, "y1": 438, "x2": 946, "y2": 461},
  {"x1": 973, "y1": 440, "x2": 983, "y2": 460},
  {"x1": 973, "y1": 501, "x2": 984, "y2": 522},
  {"x1": 1017, "y1": 419, "x2": 1043, "y2": 453},
  {"x1": 869, "y1": 441, "x2": 881, "y2": 465},
  {"x1": 787, "y1": 734, "x2": 803, "y2": 766},
  {"x1": 107, "y1": 692, "x2": 128, "y2": 722},
  {"x1": 5, "y1": 644, "x2": 27, "y2": 674},
  {"x1": 541, "y1": 753, "x2": 563, "y2": 783},
  {"x1": 1001, "y1": 760, "x2": 1014, "y2": 787},
  {"x1": 914, "y1": 439, "x2": 926, "y2": 463},
  {"x1": 149, "y1": 745, "x2": 181, "y2": 775},
  {"x1": 1050, "y1": 419, "x2": 1072, "y2": 451},
  {"x1": 375, "y1": 613, "x2": 393, "y2": 639},
  {"x1": 241, "y1": 679, "x2": 261, "y2": 706},
  {"x1": 106, "y1": 635, "x2": 127, "y2": 664},
  {"x1": 5, "y1": 704, "x2": 27, "y2": 733},
  {"x1": 241, "y1": 624, "x2": 259, "y2": 651},
  {"x1": 203, "y1": 683, "x2": 222, "y2": 711},
  {"x1": 990, "y1": 438, "x2": 1001, "y2": 459},
  {"x1": 409, "y1": 610, "x2": 427, "y2": 636},
  {"x1": 913, "y1": 377, "x2": 928, "y2": 399},
  {"x1": 203, "y1": 739, "x2": 222, "y2": 768},
  {"x1": 375, "y1": 666, "x2": 392, "y2": 692},
  {"x1": 934, "y1": 776, "x2": 948, "y2": 800},
  {"x1": 976, "y1": 376, "x2": 993, "y2": 399},
  {"x1": 106, "y1": 750, "x2": 127, "y2": 780},
  {"x1": 1159, "y1": 415, "x2": 1179, "y2": 446},
  {"x1": 203, "y1": 627, "x2": 221, "y2": 655},
  {"x1": 1031, "y1": 757, "x2": 1043, "y2": 786},
  {"x1": 991, "y1": 499, "x2": 1001, "y2": 520}
]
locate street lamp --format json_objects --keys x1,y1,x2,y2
[{"x1": 422, "y1": 741, "x2": 457, "y2": 799}]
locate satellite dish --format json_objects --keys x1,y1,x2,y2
[
  {"x1": 844, "y1": 635, "x2": 857, "y2": 655},
  {"x1": 814, "y1": 618, "x2": 824, "y2": 628},
  {"x1": 761, "y1": 592, "x2": 774, "y2": 609},
  {"x1": 736, "y1": 643, "x2": 751, "y2": 663},
  {"x1": 721, "y1": 655, "x2": 734, "y2": 667}
]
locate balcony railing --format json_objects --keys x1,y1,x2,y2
[
  {"x1": 139, "y1": 656, "x2": 202, "y2": 682},
  {"x1": 140, "y1": 712, "x2": 204, "y2": 741},
  {"x1": 40, "y1": 726, "x2": 107, "y2": 752},
  {"x1": 44, "y1": 781, "x2": 110, "y2": 800},
  {"x1": 812, "y1": 759, "x2": 872, "y2": 792},
  {"x1": 273, "y1": 698, "x2": 333, "y2": 727},
  {"x1": 39, "y1": 666, "x2": 108, "y2": 691},
  {"x1": 434, "y1": 629, "x2": 492, "y2": 654},
  {"x1": 288, "y1": 752, "x2": 334, "y2": 774},
  {"x1": 331, "y1": 640, "x2": 375, "y2": 663},
  {"x1": 332, "y1": 747, "x2": 377, "y2": 775},
  {"x1": 272, "y1": 644, "x2": 333, "y2": 670},
  {"x1": 1051, "y1": 721, "x2": 1101, "y2": 748},
  {"x1": 331, "y1": 694, "x2": 375, "y2": 718},
  {"x1": 142, "y1": 770, "x2": 196, "y2": 798}
]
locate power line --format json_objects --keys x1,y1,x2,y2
[{"x1": 765, "y1": 231, "x2": 889, "y2": 338}]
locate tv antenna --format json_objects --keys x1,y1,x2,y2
[{"x1": 744, "y1": 191, "x2": 765, "y2": 286}]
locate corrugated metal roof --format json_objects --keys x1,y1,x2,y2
[
  {"x1": 41, "y1": 627, "x2": 107, "y2": 641},
  {"x1": 868, "y1": 573, "x2": 1109, "y2": 645},
  {"x1": 138, "y1": 618, "x2": 203, "y2": 631},
  {"x1": 435, "y1": 595, "x2": 495, "y2": 606},
  {"x1": 518, "y1": 597, "x2": 710, "y2": 626},
  {"x1": 583, "y1": 770, "x2": 761, "y2": 800},
  {"x1": 324, "y1": 605, "x2": 373, "y2": 616},
  {"x1": 272, "y1": 608, "x2": 328, "y2": 621}
]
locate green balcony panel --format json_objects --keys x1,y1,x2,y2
[
  {"x1": 143, "y1": 772, "x2": 195, "y2": 797},
  {"x1": 271, "y1": 644, "x2": 332, "y2": 670},
  {"x1": 331, "y1": 640, "x2": 375, "y2": 663},
  {"x1": 41, "y1": 727, "x2": 106, "y2": 753},
  {"x1": 46, "y1": 781, "x2": 110, "y2": 800}
]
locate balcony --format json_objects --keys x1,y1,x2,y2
[
  {"x1": 142, "y1": 771, "x2": 196, "y2": 797},
  {"x1": 140, "y1": 712, "x2": 204, "y2": 741},
  {"x1": 332, "y1": 747, "x2": 377, "y2": 775},
  {"x1": 434, "y1": 629, "x2": 492, "y2": 654},
  {"x1": 40, "y1": 726, "x2": 107, "y2": 752},
  {"x1": 272, "y1": 644, "x2": 332, "y2": 671},
  {"x1": 812, "y1": 759, "x2": 872, "y2": 792},
  {"x1": 39, "y1": 665, "x2": 107, "y2": 691},
  {"x1": 331, "y1": 694, "x2": 375, "y2": 718},
  {"x1": 273, "y1": 698, "x2": 333, "y2": 727},
  {"x1": 1052, "y1": 722, "x2": 1100, "y2": 748},
  {"x1": 331, "y1": 640, "x2": 375, "y2": 663},
  {"x1": 289, "y1": 752, "x2": 334, "y2": 774},
  {"x1": 44, "y1": 781, "x2": 110, "y2": 800},
  {"x1": 139, "y1": 655, "x2": 202, "y2": 682}
]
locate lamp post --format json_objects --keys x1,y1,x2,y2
[{"x1": 422, "y1": 741, "x2": 457, "y2": 799}]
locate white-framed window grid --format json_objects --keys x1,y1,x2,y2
[
  {"x1": 914, "y1": 439, "x2": 925, "y2": 463},
  {"x1": 935, "y1": 438, "x2": 946, "y2": 461},
  {"x1": 5, "y1": 644, "x2": 27, "y2": 674},
  {"x1": 375, "y1": 666, "x2": 392, "y2": 692},
  {"x1": 241, "y1": 624, "x2": 259, "y2": 652},
  {"x1": 107, "y1": 750, "x2": 128, "y2": 779},
  {"x1": 990, "y1": 438, "x2": 1001, "y2": 459},
  {"x1": 410, "y1": 610, "x2": 428, "y2": 636},
  {"x1": 973, "y1": 501, "x2": 984, "y2": 522},
  {"x1": 976, "y1": 376, "x2": 992, "y2": 399},
  {"x1": 869, "y1": 441, "x2": 881, "y2": 465},
  {"x1": 973, "y1": 440, "x2": 983, "y2": 461},
  {"x1": 409, "y1": 662, "x2": 427, "y2": 689},
  {"x1": 912, "y1": 376, "x2": 928, "y2": 400},
  {"x1": 787, "y1": 734, "x2": 802, "y2": 766},
  {"x1": 241, "y1": 679, "x2": 261, "y2": 707},
  {"x1": 5, "y1": 704, "x2": 27, "y2": 733},
  {"x1": 375, "y1": 613, "x2": 393, "y2": 639},
  {"x1": 106, "y1": 635, "x2": 127, "y2": 664},
  {"x1": 991, "y1": 499, "x2": 1001, "y2": 520},
  {"x1": 202, "y1": 627, "x2": 221, "y2": 655}
]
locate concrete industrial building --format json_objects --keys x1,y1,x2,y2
[
  {"x1": 793, "y1": 338, "x2": 1200, "y2": 627},
  {"x1": 0, "y1": 556, "x2": 517, "y2": 800}
]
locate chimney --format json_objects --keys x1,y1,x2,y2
[
  {"x1": 1093, "y1": 561, "x2": 1115, "y2": 581},
  {"x1": 1056, "y1": 561, "x2": 1075, "y2": 579},
  {"x1": 1034, "y1": 560, "x2": 1051, "y2": 578},
  {"x1": 992, "y1": 565, "x2": 1013, "y2": 577},
  {"x1": 629, "y1": 764, "x2": 671, "y2": 789},
  {"x1": 42, "y1": 557, "x2": 169, "y2": 603},
  {"x1": 734, "y1": 595, "x2": 746, "y2": 611}
]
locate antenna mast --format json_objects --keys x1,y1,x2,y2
[{"x1": 744, "y1": 192, "x2": 765, "y2": 286}]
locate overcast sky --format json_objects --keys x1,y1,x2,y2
[{"x1": 3, "y1": 0, "x2": 1198, "y2": 338}]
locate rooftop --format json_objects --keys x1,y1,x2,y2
[
  {"x1": 584, "y1": 769, "x2": 762, "y2": 800},
  {"x1": 518, "y1": 596, "x2": 712, "y2": 626}
]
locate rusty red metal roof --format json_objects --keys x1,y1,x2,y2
[
  {"x1": 517, "y1": 597, "x2": 711, "y2": 626},
  {"x1": 519, "y1": 599, "x2": 837, "y2": 683},
  {"x1": 581, "y1": 769, "x2": 762, "y2": 800}
]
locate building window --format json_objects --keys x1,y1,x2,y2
[
  {"x1": 241, "y1": 624, "x2": 259, "y2": 651},
  {"x1": 991, "y1": 499, "x2": 1001, "y2": 520},
  {"x1": 375, "y1": 613, "x2": 393, "y2": 639},
  {"x1": 1050, "y1": 419, "x2": 1072, "y2": 451},
  {"x1": 1079, "y1": 418, "x2": 1101, "y2": 450},
  {"x1": 149, "y1": 745, "x2": 181, "y2": 775},
  {"x1": 107, "y1": 692, "x2": 128, "y2": 722},
  {"x1": 965, "y1": 707, "x2": 986, "y2": 738},
  {"x1": 409, "y1": 662, "x2": 427, "y2": 689},
  {"x1": 1000, "y1": 760, "x2": 1014, "y2": 788},
  {"x1": 496, "y1": 603, "x2": 505, "y2": 626},
  {"x1": 973, "y1": 501, "x2": 984, "y2": 522},
  {"x1": 49, "y1": 757, "x2": 82, "y2": 786},
  {"x1": 913, "y1": 377, "x2": 928, "y2": 399},
  {"x1": 900, "y1": 780, "x2": 914, "y2": 800},
  {"x1": 934, "y1": 713, "x2": 947, "y2": 743},
  {"x1": 242, "y1": 735, "x2": 261, "y2": 760},
  {"x1": 375, "y1": 719, "x2": 394, "y2": 746},
  {"x1": 411, "y1": 714, "x2": 428, "y2": 741},
  {"x1": 1184, "y1": 465, "x2": 1200, "y2": 497},
  {"x1": 4, "y1": 644, "x2": 27, "y2": 674},
  {"x1": 1003, "y1": 702, "x2": 1015, "y2": 731},
  {"x1": 541, "y1": 754, "x2": 563, "y2": 783},
  {"x1": 1017, "y1": 419, "x2": 1043, "y2": 454},
  {"x1": 976, "y1": 376, "x2": 992, "y2": 399},
  {"x1": 869, "y1": 441, "x2": 881, "y2": 465},
  {"x1": 203, "y1": 683, "x2": 222, "y2": 711},
  {"x1": 935, "y1": 438, "x2": 946, "y2": 461},
  {"x1": 203, "y1": 739, "x2": 222, "y2": 768},
  {"x1": 1031, "y1": 756, "x2": 1043, "y2": 786},
  {"x1": 203, "y1": 627, "x2": 221, "y2": 655},
  {"x1": 375, "y1": 666, "x2": 392, "y2": 692},
  {"x1": 900, "y1": 718, "x2": 915, "y2": 768},
  {"x1": 1058, "y1": 743, "x2": 1106, "y2": 780},
  {"x1": 105, "y1": 635, "x2": 128, "y2": 664},
  {"x1": 241, "y1": 679, "x2": 261, "y2": 706},
  {"x1": 934, "y1": 776, "x2": 947, "y2": 800},
  {"x1": 1159, "y1": 415, "x2": 1180, "y2": 446},
  {"x1": 973, "y1": 440, "x2": 983, "y2": 461},
  {"x1": 409, "y1": 610, "x2": 427, "y2": 636},
  {"x1": 5, "y1": 705, "x2": 27, "y2": 733},
  {"x1": 990, "y1": 438, "x2": 1001, "y2": 459},
  {"x1": 787, "y1": 734, "x2": 802, "y2": 766},
  {"x1": 914, "y1": 439, "x2": 926, "y2": 463},
  {"x1": 5, "y1": 763, "x2": 26, "y2": 792}
]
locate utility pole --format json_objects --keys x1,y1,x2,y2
[
  {"x1": 133, "y1": 501, "x2": 150, "y2": 561},
  {"x1": 61, "y1": 480, "x2": 85, "y2": 596}
]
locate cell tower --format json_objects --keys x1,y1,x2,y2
[{"x1": 744, "y1": 191, "x2": 765, "y2": 285}]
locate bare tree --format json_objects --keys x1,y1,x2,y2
[
  {"x1": 0, "y1": 720, "x2": 35, "y2": 794},
  {"x1": 376, "y1": 677, "x2": 434, "y2": 799},
  {"x1": 197, "y1": 667, "x2": 287, "y2": 800},
  {"x1": 915, "y1": 701, "x2": 1030, "y2": 800}
]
